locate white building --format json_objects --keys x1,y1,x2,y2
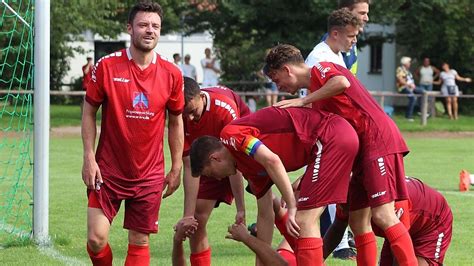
[
  {"x1": 356, "y1": 24, "x2": 397, "y2": 93},
  {"x1": 65, "y1": 31, "x2": 214, "y2": 85}
]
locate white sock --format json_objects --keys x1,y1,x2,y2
[{"x1": 470, "y1": 174, "x2": 474, "y2": 185}]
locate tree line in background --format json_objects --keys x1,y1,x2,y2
[{"x1": 49, "y1": 0, "x2": 473, "y2": 93}]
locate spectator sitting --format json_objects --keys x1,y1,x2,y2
[{"x1": 396, "y1": 56, "x2": 425, "y2": 121}]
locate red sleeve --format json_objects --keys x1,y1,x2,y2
[
  {"x1": 85, "y1": 60, "x2": 106, "y2": 107},
  {"x1": 220, "y1": 124, "x2": 262, "y2": 157},
  {"x1": 230, "y1": 90, "x2": 251, "y2": 117},
  {"x1": 309, "y1": 62, "x2": 344, "y2": 92},
  {"x1": 167, "y1": 70, "x2": 184, "y2": 115}
]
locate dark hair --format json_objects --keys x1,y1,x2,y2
[
  {"x1": 190, "y1": 136, "x2": 223, "y2": 177},
  {"x1": 173, "y1": 53, "x2": 180, "y2": 60},
  {"x1": 184, "y1": 77, "x2": 201, "y2": 106},
  {"x1": 338, "y1": 0, "x2": 370, "y2": 9},
  {"x1": 86, "y1": 57, "x2": 92, "y2": 61},
  {"x1": 263, "y1": 44, "x2": 304, "y2": 76},
  {"x1": 327, "y1": 8, "x2": 362, "y2": 32},
  {"x1": 128, "y1": 1, "x2": 163, "y2": 24}
]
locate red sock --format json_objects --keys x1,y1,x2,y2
[
  {"x1": 355, "y1": 232, "x2": 377, "y2": 266},
  {"x1": 190, "y1": 247, "x2": 211, "y2": 266},
  {"x1": 384, "y1": 223, "x2": 417, "y2": 266},
  {"x1": 274, "y1": 211, "x2": 297, "y2": 250},
  {"x1": 277, "y1": 248, "x2": 297, "y2": 266},
  {"x1": 124, "y1": 244, "x2": 150, "y2": 266},
  {"x1": 296, "y1": 237, "x2": 323, "y2": 266},
  {"x1": 87, "y1": 242, "x2": 113, "y2": 266}
]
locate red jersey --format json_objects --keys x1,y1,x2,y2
[
  {"x1": 220, "y1": 107, "x2": 334, "y2": 195},
  {"x1": 183, "y1": 86, "x2": 250, "y2": 156},
  {"x1": 309, "y1": 62, "x2": 409, "y2": 162},
  {"x1": 401, "y1": 177, "x2": 452, "y2": 238},
  {"x1": 85, "y1": 48, "x2": 184, "y2": 186}
]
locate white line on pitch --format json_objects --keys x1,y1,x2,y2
[
  {"x1": 439, "y1": 190, "x2": 474, "y2": 197},
  {"x1": 0, "y1": 222, "x2": 85, "y2": 265}
]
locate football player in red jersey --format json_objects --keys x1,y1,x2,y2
[
  {"x1": 177, "y1": 77, "x2": 249, "y2": 265},
  {"x1": 190, "y1": 107, "x2": 359, "y2": 265},
  {"x1": 324, "y1": 177, "x2": 452, "y2": 266},
  {"x1": 265, "y1": 44, "x2": 417, "y2": 266},
  {"x1": 82, "y1": 2, "x2": 184, "y2": 265}
]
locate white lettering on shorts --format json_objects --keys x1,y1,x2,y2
[
  {"x1": 298, "y1": 197, "x2": 309, "y2": 202},
  {"x1": 312, "y1": 140, "x2": 323, "y2": 183},
  {"x1": 371, "y1": 191, "x2": 386, "y2": 199}
]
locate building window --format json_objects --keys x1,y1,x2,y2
[
  {"x1": 369, "y1": 42, "x2": 383, "y2": 74},
  {"x1": 94, "y1": 41, "x2": 126, "y2": 61}
]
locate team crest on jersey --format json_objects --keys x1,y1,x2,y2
[
  {"x1": 133, "y1": 92, "x2": 149, "y2": 109},
  {"x1": 125, "y1": 92, "x2": 155, "y2": 120}
]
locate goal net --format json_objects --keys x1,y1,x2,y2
[{"x1": 0, "y1": 0, "x2": 34, "y2": 244}]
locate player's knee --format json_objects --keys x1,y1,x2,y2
[
  {"x1": 87, "y1": 233, "x2": 108, "y2": 252},
  {"x1": 371, "y1": 208, "x2": 399, "y2": 230}
]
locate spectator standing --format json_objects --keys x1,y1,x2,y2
[
  {"x1": 439, "y1": 62, "x2": 472, "y2": 120},
  {"x1": 82, "y1": 57, "x2": 94, "y2": 90},
  {"x1": 173, "y1": 53, "x2": 182, "y2": 66},
  {"x1": 415, "y1": 57, "x2": 439, "y2": 116},
  {"x1": 201, "y1": 48, "x2": 221, "y2": 86},
  {"x1": 396, "y1": 56, "x2": 425, "y2": 121},
  {"x1": 181, "y1": 54, "x2": 197, "y2": 80}
]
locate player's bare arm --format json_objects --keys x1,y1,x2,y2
[
  {"x1": 164, "y1": 113, "x2": 184, "y2": 198},
  {"x1": 81, "y1": 101, "x2": 102, "y2": 190},
  {"x1": 181, "y1": 156, "x2": 199, "y2": 218},
  {"x1": 255, "y1": 190, "x2": 275, "y2": 266},
  {"x1": 229, "y1": 170, "x2": 246, "y2": 224},
  {"x1": 253, "y1": 145, "x2": 300, "y2": 238}
]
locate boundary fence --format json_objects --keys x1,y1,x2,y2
[{"x1": 1, "y1": 89, "x2": 473, "y2": 126}]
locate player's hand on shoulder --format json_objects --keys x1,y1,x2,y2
[
  {"x1": 273, "y1": 98, "x2": 305, "y2": 109},
  {"x1": 163, "y1": 168, "x2": 182, "y2": 198}
]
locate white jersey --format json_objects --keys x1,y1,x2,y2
[{"x1": 305, "y1": 41, "x2": 346, "y2": 68}]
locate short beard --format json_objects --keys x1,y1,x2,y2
[{"x1": 132, "y1": 37, "x2": 157, "y2": 53}]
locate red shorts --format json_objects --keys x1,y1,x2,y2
[
  {"x1": 87, "y1": 179, "x2": 163, "y2": 234},
  {"x1": 297, "y1": 116, "x2": 359, "y2": 210},
  {"x1": 349, "y1": 153, "x2": 408, "y2": 211},
  {"x1": 198, "y1": 175, "x2": 234, "y2": 206},
  {"x1": 411, "y1": 210, "x2": 453, "y2": 265},
  {"x1": 247, "y1": 176, "x2": 273, "y2": 199}
]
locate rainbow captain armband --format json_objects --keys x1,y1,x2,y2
[{"x1": 243, "y1": 137, "x2": 262, "y2": 157}]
